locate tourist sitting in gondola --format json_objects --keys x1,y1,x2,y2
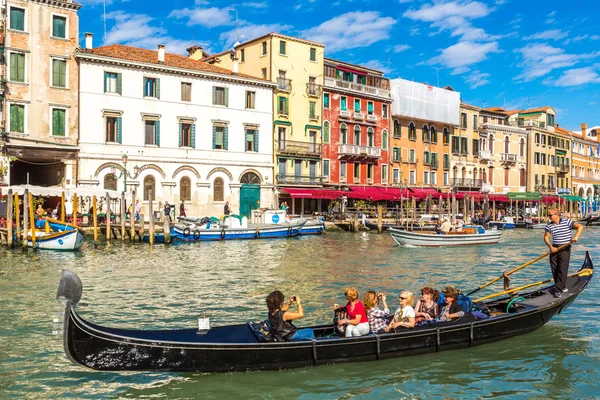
[
  {"x1": 266, "y1": 291, "x2": 314, "y2": 341},
  {"x1": 437, "y1": 287, "x2": 465, "y2": 321},
  {"x1": 414, "y1": 287, "x2": 440, "y2": 323},
  {"x1": 333, "y1": 287, "x2": 370, "y2": 337},
  {"x1": 363, "y1": 290, "x2": 390, "y2": 334},
  {"x1": 384, "y1": 291, "x2": 416, "y2": 332}
]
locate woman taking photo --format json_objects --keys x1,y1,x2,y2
[{"x1": 266, "y1": 291, "x2": 313, "y2": 341}]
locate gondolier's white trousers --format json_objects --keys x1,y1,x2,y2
[{"x1": 346, "y1": 322, "x2": 370, "y2": 337}]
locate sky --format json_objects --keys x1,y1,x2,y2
[{"x1": 78, "y1": 0, "x2": 600, "y2": 131}]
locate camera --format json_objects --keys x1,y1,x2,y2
[
  {"x1": 377, "y1": 293, "x2": 383, "y2": 299},
  {"x1": 291, "y1": 296, "x2": 297, "y2": 302}
]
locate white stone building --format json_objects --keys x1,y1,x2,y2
[{"x1": 76, "y1": 36, "x2": 276, "y2": 217}]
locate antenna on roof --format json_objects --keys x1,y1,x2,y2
[
  {"x1": 384, "y1": 56, "x2": 392, "y2": 76},
  {"x1": 435, "y1": 67, "x2": 439, "y2": 87},
  {"x1": 227, "y1": 7, "x2": 244, "y2": 48}
]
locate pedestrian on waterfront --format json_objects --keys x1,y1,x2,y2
[
  {"x1": 224, "y1": 201, "x2": 231, "y2": 215},
  {"x1": 497, "y1": 210, "x2": 502, "y2": 221},
  {"x1": 266, "y1": 290, "x2": 314, "y2": 341},
  {"x1": 363, "y1": 291, "x2": 390, "y2": 334},
  {"x1": 384, "y1": 291, "x2": 416, "y2": 332},
  {"x1": 280, "y1": 201, "x2": 288, "y2": 213},
  {"x1": 544, "y1": 208, "x2": 584, "y2": 298},
  {"x1": 179, "y1": 201, "x2": 186, "y2": 218},
  {"x1": 135, "y1": 200, "x2": 141, "y2": 221},
  {"x1": 164, "y1": 201, "x2": 171, "y2": 222},
  {"x1": 333, "y1": 287, "x2": 370, "y2": 337}
]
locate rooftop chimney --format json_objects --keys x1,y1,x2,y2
[
  {"x1": 158, "y1": 44, "x2": 165, "y2": 64},
  {"x1": 232, "y1": 56, "x2": 239, "y2": 75},
  {"x1": 85, "y1": 33, "x2": 93, "y2": 52},
  {"x1": 581, "y1": 123, "x2": 587, "y2": 137}
]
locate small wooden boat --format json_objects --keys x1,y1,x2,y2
[
  {"x1": 24, "y1": 229, "x2": 83, "y2": 250},
  {"x1": 389, "y1": 226, "x2": 501, "y2": 246},
  {"x1": 56, "y1": 252, "x2": 593, "y2": 372},
  {"x1": 294, "y1": 218, "x2": 325, "y2": 235}
]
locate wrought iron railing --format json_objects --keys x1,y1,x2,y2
[
  {"x1": 277, "y1": 174, "x2": 323, "y2": 185},
  {"x1": 451, "y1": 178, "x2": 483, "y2": 188}
]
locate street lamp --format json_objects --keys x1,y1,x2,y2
[{"x1": 109, "y1": 154, "x2": 139, "y2": 193}]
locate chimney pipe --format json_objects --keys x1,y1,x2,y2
[
  {"x1": 85, "y1": 32, "x2": 93, "y2": 52},
  {"x1": 581, "y1": 123, "x2": 587, "y2": 137},
  {"x1": 158, "y1": 44, "x2": 165, "y2": 64},
  {"x1": 232, "y1": 56, "x2": 239, "y2": 75}
]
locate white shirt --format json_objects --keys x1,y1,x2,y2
[{"x1": 393, "y1": 305, "x2": 416, "y2": 322}]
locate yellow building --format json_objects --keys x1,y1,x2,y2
[
  {"x1": 570, "y1": 123, "x2": 600, "y2": 200},
  {"x1": 193, "y1": 34, "x2": 326, "y2": 204}
]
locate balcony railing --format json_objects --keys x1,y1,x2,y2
[
  {"x1": 306, "y1": 83, "x2": 322, "y2": 97},
  {"x1": 323, "y1": 77, "x2": 391, "y2": 98},
  {"x1": 481, "y1": 183, "x2": 493, "y2": 192},
  {"x1": 451, "y1": 178, "x2": 483, "y2": 188},
  {"x1": 277, "y1": 78, "x2": 292, "y2": 92},
  {"x1": 479, "y1": 150, "x2": 491, "y2": 160},
  {"x1": 501, "y1": 153, "x2": 517, "y2": 163},
  {"x1": 338, "y1": 144, "x2": 381, "y2": 158},
  {"x1": 555, "y1": 164, "x2": 570, "y2": 173},
  {"x1": 535, "y1": 185, "x2": 557, "y2": 194},
  {"x1": 431, "y1": 160, "x2": 439, "y2": 169},
  {"x1": 278, "y1": 140, "x2": 321, "y2": 156},
  {"x1": 367, "y1": 177, "x2": 374, "y2": 184},
  {"x1": 277, "y1": 174, "x2": 323, "y2": 185},
  {"x1": 339, "y1": 110, "x2": 351, "y2": 118},
  {"x1": 353, "y1": 112, "x2": 364, "y2": 120},
  {"x1": 518, "y1": 119, "x2": 546, "y2": 129},
  {"x1": 366, "y1": 114, "x2": 378, "y2": 122}
]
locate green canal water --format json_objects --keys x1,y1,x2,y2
[{"x1": 1, "y1": 229, "x2": 599, "y2": 399}]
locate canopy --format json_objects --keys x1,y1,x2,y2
[
  {"x1": 488, "y1": 194, "x2": 509, "y2": 202},
  {"x1": 506, "y1": 192, "x2": 541, "y2": 201},
  {"x1": 409, "y1": 188, "x2": 440, "y2": 199},
  {"x1": 280, "y1": 188, "x2": 343, "y2": 200},
  {"x1": 541, "y1": 195, "x2": 562, "y2": 204},
  {"x1": 560, "y1": 195, "x2": 586, "y2": 202},
  {"x1": 0, "y1": 185, "x2": 123, "y2": 199}
]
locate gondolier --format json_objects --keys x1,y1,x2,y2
[{"x1": 544, "y1": 208, "x2": 584, "y2": 298}]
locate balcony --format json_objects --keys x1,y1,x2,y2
[
  {"x1": 431, "y1": 160, "x2": 439, "y2": 169},
  {"x1": 481, "y1": 183, "x2": 493, "y2": 193},
  {"x1": 367, "y1": 177, "x2": 374, "y2": 184},
  {"x1": 535, "y1": 185, "x2": 557, "y2": 194},
  {"x1": 278, "y1": 140, "x2": 321, "y2": 156},
  {"x1": 339, "y1": 110, "x2": 351, "y2": 119},
  {"x1": 366, "y1": 114, "x2": 378, "y2": 122},
  {"x1": 501, "y1": 153, "x2": 517, "y2": 163},
  {"x1": 555, "y1": 164, "x2": 570, "y2": 174},
  {"x1": 323, "y1": 77, "x2": 391, "y2": 99},
  {"x1": 276, "y1": 78, "x2": 292, "y2": 92},
  {"x1": 277, "y1": 174, "x2": 323, "y2": 185},
  {"x1": 306, "y1": 83, "x2": 322, "y2": 97},
  {"x1": 353, "y1": 112, "x2": 364, "y2": 121},
  {"x1": 338, "y1": 143, "x2": 381, "y2": 160},
  {"x1": 309, "y1": 114, "x2": 320, "y2": 123},
  {"x1": 479, "y1": 150, "x2": 491, "y2": 160},
  {"x1": 451, "y1": 178, "x2": 483, "y2": 189},
  {"x1": 518, "y1": 119, "x2": 546, "y2": 129}
]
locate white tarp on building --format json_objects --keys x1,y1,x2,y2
[{"x1": 390, "y1": 78, "x2": 460, "y2": 126}]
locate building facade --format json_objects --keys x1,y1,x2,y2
[
  {"x1": 321, "y1": 58, "x2": 391, "y2": 189},
  {"x1": 570, "y1": 123, "x2": 600, "y2": 201},
  {"x1": 1, "y1": 0, "x2": 81, "y2": 187},
  {"x1": 76, "y1": 39, "x2": 276, "y2": 217}
]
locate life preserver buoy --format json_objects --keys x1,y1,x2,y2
[
  {"x1": 193, "y1": 230, "x2": 201, "y2": 240},
  {"x1": 183, "y1": 227, "x2": 191, "y2": 237},
  {"x1": 220, "y1": 229, "x2": 226, "y2": 239}
]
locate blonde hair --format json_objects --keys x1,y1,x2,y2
[
  {"x1": 345, "y1": 287, "x2": 359, "y2": 301},
  {"x1": 400, "y1": 291, "x2": 414, "y2": 307},
  {"x1": 363, "y1": 290, "x2": 378, "y2": 309}
]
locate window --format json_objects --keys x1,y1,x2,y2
[
  {"x1": 392, "y1": 147, "x2": 400, "y2": 162},
  {"x1": 354, "y1": 126, "x2": 361, "y2": 145},
  {"x1": 277, "y1": 96, "x2": 288, "y2": 115},
  {"x1": 245, "y1": 91, "x2": 255, "y2": 109},
  {"x1": 431, "y1": 127, "x2": 437, "y2": 143},
  {"x1": 382, "y1": 165, "x2": 388, "y2": 183},
  {"x1": 473, "y1": 139, "x2": 479, "y2": 156},
  {"x1": 409, "y1": 170, "x2": 416, "y2": 184},
  {"x1": 143, "y1": 175, "x2": 155, "y2": 201},
  {"x1": 240, "y1": 49, "x2": 245, "y2": 62},
  {"x1": 409, "y1": 149, "x2": 415, "y2": 163},
  {"x1": 393, "y1": 120, "x2": 401, "y2": 138},
  {"x1": 422, "y1": 125, "x2": 430, "y2": 142},
  {"x1": 245, "y1": 129, "x2": 258, "y2": 152},
  {"x1": 424, "y1": 171, "x2": 429, "y2": 185},
  {"x1": 443, "y1": 128, "x2": 450, "y2": 145},
  {"x1": 408, "y1": 123, "x2": 417, "y2": 141},
  {"x1": 519, "y1": 139, "x2": 525, "y2": 156},
  {"x1": 341, "y1": 124, "x2": 347, "y2": 144},
  {"x1": 489, "y1": 135, "x2": 494, "y2": 153},
  {"x1": 382, "y1": 130, "x2": 388, "y2": 150},
  {"x1": 340, "y1": 96, "x2": 347, "y2": 111},
  {"x1": 9, "y1": 104, "x2": 25, "y2": 133},
  {"x1": 460, "y1": 137, "x2": 468, "y2": 155},
  {"x1": 541, "y1": 134, "x2": 546, "y2": 146},
  {"x1": 180, "y1": 177, "x2": 191, "y2": 201},
  {"x1": 261, "y1": 68, "x2": 267, "y2": 79},
  {"x1": 504, "y1": 168, "x2": 509, "y2": 186},
  {"x1": 452, "y1": 136, "x2": 459, "y2": 154},
  {"x1": 367, "y1": 128, "x2": 374, "y2": 147},
  {"x1": 461, "y1": 113, "x2": 467, "y2": 128},
  {"x1": 444, "y1": 154, "x2": 450, "y2": 169},
  {"x1": 143, "y1": 77, "x2": 159, "y2": 98},
  {"x1": 354, "y1": 99, "x2": 361, "y2": 112},
  {"x1": 340, "y1": 161, "x2": 347, "y2": 179},
  {"x1": 181, "y1": 82, "x2": 192, "y2": 102},
  {"x1": 423, "y1": 151, "x2": 430, "y2": 165},
  {"x1": 180, "y1": 123, "x2": 193, "y2": 147},
  {"x1": 261, "y1": 41, "x2": 267, "y2": 56},
  {"x1": 52, "y1": 59, "x2": 67, "y2": 88},
  {"x1": 443, "y1": 172, "x2": 448, "y2": 186},
  {"x1": 104, "y1": 72, "x2": 121, "y2": 94},
  {"x1": 323, "y1": 121, "x2": 330, "y2": 143},
  {"x1": 367, "y1": 164, "x2": 374, "y2": 181},
  {"x1": 213, "y1": 86, "x2": 228, "y2": 106},
  {"x1": 534, "y1": 152, "x2": 540, "y2": 164},
  {"x1": 310, "y1": 47, "x2": 316, "y2": 61},
  {"x1": 51, "y1": 108, "x2": 66, "y2": 136},
  {"x1": 145, "y1": 120, "x2": 160, "y2": 146},
  {"x1": 309, "y1": 101, "x2": 316, "y2": 119},
  {"x1": 367, "y1": 101, "x2": 374, "y2": 115},
  {"x1": 279, "y1": 40, "x2": 286, "y2": 55},
  {"x1": 106, "y1": 116, "x2": 122, "y2": 143},
  {"x1": 504, "y1": 137, "x2": 510, "y2": 154},
  {"x1": 393, "y1": 168, "x2": 400, "y2": 184},
  {"x1": 104, "y1": 174, "x2": 117, "y2": 191},
  {"x1": 382, "y1": 104, "x2": 389, "y2": 119},
  {"x1": 323, "y1": 93, "x2": 330, "y2": 108},
  {"x1": 10, "y1": 53, "x2": 25, "y2": 82},
  {"x1": 323, "y1": 159, "x2": 330, "y2": 177},
  {"x1": 52, "y1": 15, "x2": 67, "y2": 38},
  {"x1": 10, "y1": 7, "x2": 25, "y2": 31},
  {"x1": 546, "y1": 113, "x2": 555, "y2": 128},
  {"x1": 431, "y1": 171, "x2": 437, "y2": 185},
  {"x1": 473, "y1": 115, "x2": 478, "y2": 130},
  {"x1": 213, "y1": 178, "x2": 224, "y2": 201},
  {"x1": 354, "y1": 163, "x2": 360, "y2": 182},
  {"x1": 213, "y1": 126, "x2": 228, "y2": 150}
]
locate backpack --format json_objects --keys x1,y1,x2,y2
[{"x1": 248, "y1": 320, "x2": 272, "y2": 342}]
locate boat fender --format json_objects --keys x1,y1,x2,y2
[
  {"x1": 183, "y1": 227, "x2": 191, "y2": 237},
  {"x1": 220, "y1": 229, "x2": 226, "y2": 240},
  {"x1": 193, "y1": 230, "x2": 201, "y2": 240}
]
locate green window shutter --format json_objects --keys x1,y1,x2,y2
[
  {"x1": 116, "y1": 117, "x2": 122, "y2": 143},
  {"x1": 10, "y1": 54, "x2": 17, "y2": 81},
  {"x1": 190, "y1": 124, "x2": 196, "y2": 148},
  {"x1": 178, "y1": 123, "x2": 182, "y2": 147},
  {"x1": 368, "y1": 102, "x2": 374, "y2": 113},
  {"x1": 224, "y1": 126, "x2": 229, "y2": 150},
  {"x1": 10, "y1": 105, "x2": 17, "y2": 132},
  {"x1": 104, "y1": 72, "x2": 108, "y2": 93},
  {"x1": 309, "y1": 102, "x2": 315, "y2": 117},
  {"x1": 324, "y1": 122, "x2": 329, "y2": 143},
  {"x1": 224, "y1": 87, "x2": 229, "y2": 107},
  {"x1": 10, "y1": 8, "x2": 24, "y2": 30},
  {"x1": 284, "y1": 98, "x2": 289, "y2": 114},
  {"x1": 52, "y1": 60, "x2": 59, "y2": 86},
  {"x1": 253, "y1": 130, "x2": 259, "y2": 152},
  {"x1": 156, "y1": 78, "x2": 160, "y2": 99},
  {"x1": 116, "y1": 73, "x2": 122, "y2": 95},
  {"x1": 212, "y1": 87, "x2": 216, "y2": 104},
  {"x1": 60, "y1": 60, "x2": 66, "y2": 87},
  {"x1": 17, "y1": 106, "x2": 24, "y2": 133},
  {"x1": 155, "y1": 120, "x2": 160, "y2": 147},
  {"x1": 212, "y1": 125, "x2": 216, "y2": 149},
  {"x1": 143, "y1": 77, "x2": 148, "y2": 97}
]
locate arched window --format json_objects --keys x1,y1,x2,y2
[
  {"x1": 431, "y1": 126, "x2": 437, "y2": 143},
  {"x1": 323, "y1": 121, "x2": 330, "y2": 143},
  {"x1": 393, "y1": 120, "x2": 401, "y2": 137},
  {"x1": 409, "y1": 123, "x2": 416, "y2": 140},
  {"x1": 354, "y1": 126, "x2": 361, "y2": 145},
  {"x1": 461, "y1": 167, "x2": 466, "y2": 180},
  {"x1": 473, "y1": 168, "x2": 478, "y2": 180},
  {"x1": 143, "y1": 175, "x2": 155, "y2": 201},
  {"x1": 452, "y1": 166, "x2": 458, "y2": 180},
  {"x1": 240, "y1": 172, "x2": 260, "y2": 184},
  {"x1": 367, "y1": 127, "x2": 374, "y2": 147},
  {"x1": 104, "y1": 173, "x2": 117, "y2": 191},
  {"x1": 382, "y1": 129, "x2": 388, "y2": 150},
  {"x1": 504, "y1": 136, "x2": 510, "y2": 154},
  {"x1": 422, "y1": 125, "x2": 429, "y2": 142},
  {"x1": 482, "y1": 169, "x2": 487, "y2": 183},
  {"x1": 340, "y1": 123, "x2": 347, "y2": 144},
  {"x1": 180, "y1": 176, "x2": 191, "y2": 201},
  {"x1": 489, "y1": 134, "x2": 494, "y2": 153},
  {"x1": 443, "y1": 128, "x2": 449, "y2": 144},
  {"x1": 519, "y1": 138, "x2": 525, "y2": 156},
  {"x1": 214, "y1": 177, "x2": 224, "y2": 201}
]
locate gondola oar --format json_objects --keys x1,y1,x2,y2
[
  {"x1": 467, "y1": 241, "x2": 574, "y2": 296},
  {"x1": 473, "y1": 267, "x2": 593, "y2": 303}
]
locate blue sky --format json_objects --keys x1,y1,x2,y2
[{"x1": 78, "y1": 0, "x2": 600, "y2": 130}]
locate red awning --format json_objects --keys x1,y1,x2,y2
[
  {"x1": 409, "y1": 188, "x2": 441, "y2": 199},
  {"x1": 488, "y1": 194, "x2": 509, "y2": 202},
  {"x1": 453, "y1": 192, "x2": 487, "y2": 201},
  {"x1": 348, "y1": 186, "x2": 402, "y2": 201},
  {"x1": 542, "y1": 196, "x2": 563, "y2": 204},
  {"x1": 281, "y1": 188, "x2": 343, "y2": 200}
]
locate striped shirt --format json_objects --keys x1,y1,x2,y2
[{"x1": 545, "y1": 217, "x2": 575, "y2": 245}]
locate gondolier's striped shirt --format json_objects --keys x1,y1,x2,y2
[{"x1": 545, "y1": 217, "x2": 574, "y2": 245}]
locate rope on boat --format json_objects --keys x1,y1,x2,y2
[{"x1": 506, "y1": 297, "x2": 526, "y2": 313}]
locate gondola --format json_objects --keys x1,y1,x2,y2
[{"x1": 57, "y1": 253, "x2": 593, "y2": 372}]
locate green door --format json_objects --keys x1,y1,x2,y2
[{"x1": 240, "y1": 184, "x2": 260, "y2": 217}]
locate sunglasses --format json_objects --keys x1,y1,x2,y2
[
  {"x1": 399, "y1": 296, "x2": 407, "y2": 300},
  {"x1": 549, "y1": 214, "x2": 559, "y2": 217}
]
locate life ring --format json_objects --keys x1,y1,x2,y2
[
  {"x1": 287, "y1": 227, "x2": 293, "y2": 236},
  {"x1": 254, "y1": 228, "x2": 260, "y2": 239},
  {"x1": 193, "y1": 230, "x2": 201, "y2": 240},
  {"x1": 220, "y1": 229, "x2": 226, "y2": 239},
  {"x1": 183, "y1": 227, "x2": 191, "y2": 237}
]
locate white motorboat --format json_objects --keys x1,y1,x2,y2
[{"x1": 389, "y1": 226, "x2": 502, "y2": 247}]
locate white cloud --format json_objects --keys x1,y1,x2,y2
[
  {"x1": 300, "y1": 11, "x2": 396, "y2": 53},
  {"x1": 410, "y1": 27, "x2": 420, "y2": 36},
  {"x1": 431, "y1": 41, "x2": 500, "y2": 73},
  {"x1": 240, "y1": 1, "x2": 269, "y2": 8},
  {"x1": 545, "y1": 10, "x2": 556, "y2": 24},
  {"x1": 524, "y1": 29, "x2": 568, "y2": 41},
  {"x1": 464, "y1": 70, "x2": 490, "y2": 88},
  {"x1": 219, "y1": 22, "x2": 292, "y2": 49},
  {"x1": 393, "y1": 44, "x2": 411, "y2": 52},
  {"x1": 514, "y1": 43, "x2": 600, "y2": 81},
  {"x1": 573, "y1": 34, "x2": 600, "y2": 42},
  {"x1": 169, "y1": 7, "x2": 234, "y2": 29},
  {"x1": 403, "y1": 1, "x2": 491, "y2": 21},
  {"x1": 554, "y1": 67, "x2": 600, "y2": 87},
  {"x1": 363, "y1": 59, "x2": 392, "y2": 74}
]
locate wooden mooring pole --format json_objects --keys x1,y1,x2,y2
[
  {"x1": 105, "y1": 192, "x2": 111, "y2": 243},
  {"x1": 377, "y1": 205, "x2": 383, "y2": 233},
  {"x1": 120, "y1": 192, "x2": 126, "y2": 242},
  {"x1": 14, "y1": 192, "x2": 20, "y2": 246},
  {"x1": 28, "y1": 191, "x2": 36, "y2": 248},
  {"x1": 130, "y1": 190, "x2": 136, "y2": 242},
  {"x1": 7, "y1": 189, "x2": 13, "y2": 247},
  {"x1": 61, "y1": 192, "x2": 65, "y2": 223},
  {"x1": 148, "y1": 191, "x2": 154, "y2": 246},
  {"x1": 22, "y1": 189, "x2": 29, "y2": 248},
  {"x1": 163, "y1": 207, "x2": 170, "y2": 244},
  {"x1": 92, "y1": 196, "x2": 99, "y2": 242}
]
